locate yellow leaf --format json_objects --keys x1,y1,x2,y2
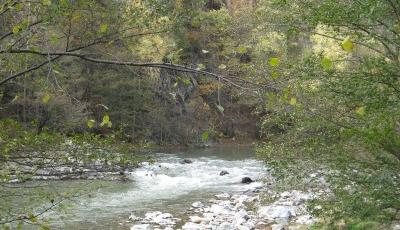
[
  {"x1": 237, "y1": 46, "x2": 247, "y2": 54},
  {"x1": 100, "y1": 115, "x2": 111, "y2": 127},
  {"x1": 12, "y1": 25, "x2": 21, "y2": 34},
  {"x1": 269, "y1": 57, "x2": 280, "y2": 67},
  {"x1": 355, "y1": 106, "x2": 366, "y2": 116},
  {"x1": 87, "y1": 119, "x2": 96, "y2": 128},
  {"x1": 99, "y1": 23, "x2": 108, "y2": 33},
  {"x1": 218, "y1": 64, "x2": 226, "y2": 70},
  {"x1": 42, "y1": 94, "x2": 51, "y2": 104},
  {"x1": 341, "y1": 38, "x2": 354, "y2": 52},
  {"x1": 289, "y1": 97, "x2": 297, "y2": 106}
]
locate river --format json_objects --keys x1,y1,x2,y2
[{"x1": 29, "y1": 146, "x2": 267, "y2": 229}]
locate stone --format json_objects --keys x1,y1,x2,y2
[
  {"x1": 189, "y1": 216, "x2": 203, "y2": 224},
  {"x1": 295, "y1": 215, "x2": 314, "y2": 225},
  {"x1": 241, "y1": 177, "x2": 254, "y2": 184},
  {"x1": 220, "y1": 170, "x2": 229, "y2": 176},
  {"x1": 192, "y1": 201, "x2": 204, "y2": 208},
  {"x1": 258, "y1": 205, "x2": 295, "y2": 224},
  {"x1": 182, "y1": 222, "x2": 202, "y2": 230},
  {"x1": 129, "y1": 213, "x2": 141, "y2": 221},
  {"x1": 130, "y1": 224, "x2": 152, "y2": 230},
  {"x1": 217, "y1": 222, "x2": 234, "y2": 230},
  {"x1": 271, "y1": 224, "x2": 285, "y2": 230},
  {"x1": 180, "y1": 159, "x2": 193, "y2": 164},
  {"x1": 215, "y1": 193, "x2": 230, "y2": 199}
]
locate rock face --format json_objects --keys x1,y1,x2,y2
[
  {"x1": 219, "y1": 170, "x2": 229, "y2": 176},
  {"x1": 241, "y1": 177, "x2": 254, "y2": 184}
]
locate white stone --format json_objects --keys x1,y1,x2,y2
[
  {"x1": 192, "y1": 201, "x2": 204, "y2": 208},
  {"x1": 129, "y1": 214, "x2": 141, "y2": 221},
  {"x1": 215, "y1": 193, "x2": 231, "y2": 199},
  {"x1": 130, "y1": 224, "x2": 153, "y2": 230},
  {"x1": 182, "y1": 222, "x2": 202, "y2": 230},
  {"x1": 189, "y1": 216, "x2": 203, "y2": 224},
  {"x1": 217, "y1": 222, "x2": 234, "y2": 230},
  {"x1": 295, "y1": 215, "x2": 314, "y2": 225},
  {"x1": 258, "y1": 205, "x2": 296, "y2": 221},
  {"x1": 271, "y1": 224, "x2": 285, "y2": 230}
]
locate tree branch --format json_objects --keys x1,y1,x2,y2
[
  {"x1": 0, "y1": 49, "x2": 257, "y2": 91},
  {"x1": 0, "y1": 20, "x2": 43, "y2": 41}
]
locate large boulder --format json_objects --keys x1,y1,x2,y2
[{"x1": 241, "y1": 177, "x2": 254, "y2": 184}]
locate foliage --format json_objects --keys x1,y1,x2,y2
[{"x1": 254, "y1": 0, "x2": 400, "y2": 228}]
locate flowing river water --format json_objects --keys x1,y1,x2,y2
[{"x1": 34, "y1": 146, "x2": 267, "y2": 229}]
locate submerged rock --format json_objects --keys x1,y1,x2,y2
[
  {"x1": 219, "y1": 170, "x2": 229, "y2": 176},
  {"x1": 180, "y1": 159, "x2": 193, "y2": 164},
  {"x1": 241, "y1": 177, "x2": 254, "y2": 184}
]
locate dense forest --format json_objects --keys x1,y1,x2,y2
[{"x1": 0, "y1": 0, "x2": 399, "y2": 230}]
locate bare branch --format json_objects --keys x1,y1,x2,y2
[{"x1": 0, "y1": 49, "x2": 258, "y2": 91}]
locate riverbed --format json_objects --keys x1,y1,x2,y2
[{"x1": 34, "y1": 146, "x2": 266, "y2": 229}]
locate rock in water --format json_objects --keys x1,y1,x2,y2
[
  {"x1": 219, "y1": 170, "x2": 229, "y2": 176},
  {"x1": 241, "y1": 177, "x2": 254, "y2": 184},
  {"x1": 180, "y1": 159, "x2": 193, "y2": 164}
]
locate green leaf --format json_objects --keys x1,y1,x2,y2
[
  {"x1": 269, "y1": 57, "x2": 280, "y2": 67},
  {"x1": 99, "y1": 23, "x2": 108, "y2": 33},
  {"x1": 201, "y1": 131, "x2": 209, "y2": 142},
  {"x1": 87, "y1": 119, "x2": 96, "y2": 128},
  {"x1": 15, "y1": 3, "x2": 23, "y2": 11},
  {"x1": 197, "y1": 63, "x2": 205, "y2": 70},
  {"x1": 42, "y1": 0, "x2": 52, "y2": 6},
  {"x1": 216, "y1": 104, "x2": 224, "y2": 113},
  {"x1": 50, "y1": 35, "x2": 59, "y2": 45},
  {"x1": 341, "y1": 38, "x2": 354, "y2": 52},
  {"x1": 42, "y1": 94, "x2": 51, "y2": 104},
  {"x1": 28, "y1": 213, "x2": 37, "y2": 223},
  {"x1": 321, "y1": 57, "x2": 333, "y2": 70},
  {"x1": 289, "y1": 97, "x2": 297, "y2": 106},
  {"x1": 218, "y1": 64, "x2": 227, "y2": 70},
  {"x1": 355, "y1": 106, "x2": 366, "y2": 116},
  {"x1": 271, "y1": 71, "x2": 279, "y2": 79}
]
